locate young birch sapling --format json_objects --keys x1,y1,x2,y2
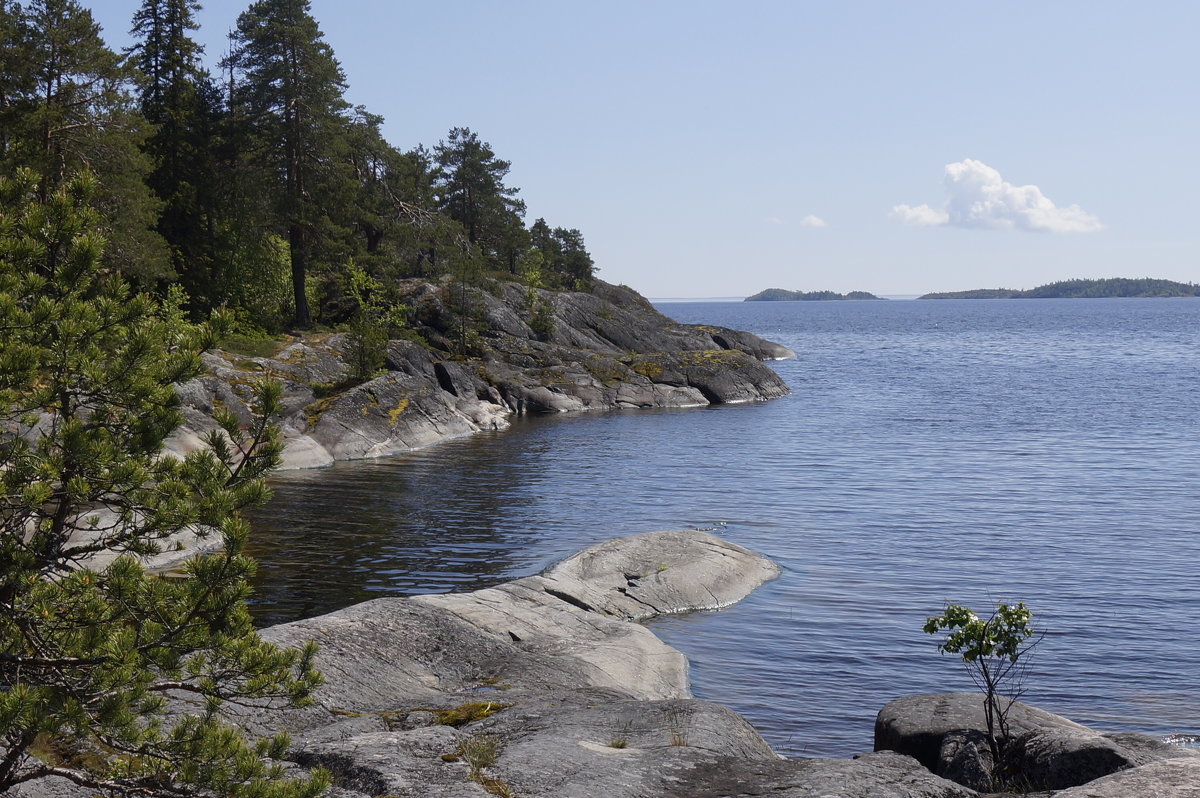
[{"x1": 924, "y1": 602, "x2": 1038, "y2": 769}]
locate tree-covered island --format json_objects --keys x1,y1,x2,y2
[
  {"x1": 919, "y1": 277, "x2": 1200, "y2": 299},
  {"x1": 745, "y1": 289, "x2": 883, "y2": 301}
]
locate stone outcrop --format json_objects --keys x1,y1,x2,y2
[
  {"x1": 16, "y1": 532, "x2": 1199, "y2": 797},
  {"x1": 167, "y1": 279, "x2": 793, "y2": 471},
  {"x1": 247, "y1": 530, "x2": 984, "y2": 798},
  {"x1": 875, "y1": 692, "x2": 1200, "y2": 793}
]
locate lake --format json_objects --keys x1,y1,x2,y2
[{"x1": 245, "y1": 297, "x2": 1200, "y2": 757}]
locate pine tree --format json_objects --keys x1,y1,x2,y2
[
  {"x1": 128, "y1": 0, "x2": 226, "y2": 312},
  {"x1": 0, "y1": 0, "x2": 33, "y2": 164},
  {"x1": 224, "y1": 0, "x2": 354, "y2": 328},
  {"x1": 0, "y1": 169, "x2": 327, "y2": 797},
  {"x1": 1, "y1": 0, "x2": 170, "y2": 283},
  {"x1": 528, "y1": 217, "x2": 595, "y2": 290},
  {"x1": 433, "y1": 127, "x2": 526, "y2": 272},
  {"x1": 550, "y1": 226, "x2": 595, "y2": 289}
]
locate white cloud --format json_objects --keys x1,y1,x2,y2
[
  {"x1": 890, "y1": 204, "x2": 948, "y2": 226},
  {"x1": 892, "y1": 159, "x2": 1102, "y2": 233},
  {"x1": 798, "y1": 214, "x2": 827, "y2": 228},
  {"x1": 765, "y1": 216, "x2": 784, "y2": 225}
]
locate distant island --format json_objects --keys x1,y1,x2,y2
[
  {"x1": 919, "y1": 278, "x2": 1200, "y2": 300},
  {"x1": 745, "y1": 289, "x2": 884, "y2": 302}
]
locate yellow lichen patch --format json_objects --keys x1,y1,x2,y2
[
  {"x1": 627, "y1": 355, "x2": 663, "y2": 380},
  {"x1": 379, "y1": 701, "x2": 510, "y2": 731},
  {"x1": 387, "y1": 397, "x2": 410, "y2": 428},
  {"x1": 679, "y1": 349, "x2": 745, "y2": 370},
  {"x1": 304, "y1": 395, "x2": 338, "y2": 429},
  {"x1": 581, "y1": 356, "x2": 626, "y2": 386},
  {"x1": 433, "y1": 701, "x2": 509, "y2": 727}
]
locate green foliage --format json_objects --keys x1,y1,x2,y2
[
  {"x1": 524, "y1": 286, "x2": 555, "y2": 342},
  {"x1": 343, "y1": 259, "x2": 409, "y2": 380},
  {"x1": 222, "y1": 234, "x2": 295, "y2": 334},
  {"x1": 224, "y1": 0, "x2": 354, "y2": 328},
  {"x1": 528, "y1": 217, "x2": 595, "y2": 290},
  {"x1": 129, "y1": 0, "x2": 228, "y2": 313},
  {"x1": 924, "y1": 601, "x2": 1037, "y2": 776},
  {"x1": 2, "y1": 0, "x2": 170, "y2": 282},
  {"x1": 0, "y1": 170, "x2": 326, "y2": 797},
  {"x1": 924, "y1": 602, "x2": 1034, "y2": 664},
  {"x1": 434, "y1": 127, "x2": 526, "y2": 273}
]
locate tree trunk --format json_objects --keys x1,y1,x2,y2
[{"x1": 289, "y1": 225, "x2": 310, "y2": 328}]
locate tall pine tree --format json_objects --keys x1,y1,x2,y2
[
  {"x1": 0, "y1": 167, "x2": 327, "y2": 798},
  {"x1": 224, "y1": 0, "x2": 353, "y2": 328},
  {"x1": 128, "y1": 0, "x2": 225, "y2": 311}
]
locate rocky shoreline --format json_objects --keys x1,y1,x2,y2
[
  {"x1": 255, "y1": 532, "x2": 1199, "y2": 798},
  {"x1": 20, "y1": 531, "x2": 1199, "y2": 797},
  {"x1": 165, "y1": 279, "x2": 794, "y2": 472}
]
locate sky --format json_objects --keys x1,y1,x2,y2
[{"x1": 87, "y1": 1, "x2": 1199, "y2": 298}]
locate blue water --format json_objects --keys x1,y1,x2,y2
[{"x1": 245, "y1": 297, "x2": 1200, "y2": 757}]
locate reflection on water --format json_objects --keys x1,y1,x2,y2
[{"x1": 246, "y1": 422, "x2": 564, "y2": 624}]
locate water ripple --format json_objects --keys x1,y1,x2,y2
[{"x1": 246, "y1": 298, "x2": 1200, "y2": 757}]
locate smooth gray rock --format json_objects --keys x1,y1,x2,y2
[
  {"x1": 877, "y1": 692, "x2": 1200, "y2": 792},
  {"x1": 1007, "y1": 728, "x2": 1138, "y2": 790},
  {"x1": 1008, "y1": 727, "x2": 1200, "y2": 791},
  {"x1": 874, "y1": 692, "x2": 1088, "y2": 773},
  {"x1": 259, "y1": 530, "x2": 781, "y2": 736},
  {"x1": 292, "y1": 695, "x2": 783, "y2": 798},
  {"x1": 937, "y1": 729, "x2": 993, "y2": 792},
  {"x1": 245, "y1": 530, "x2": 786, "y2": 798},
  {"x1": 1051, "y1": 757, "x2": 1200, "y2": 797},
  {"x1": 671, "y1": 751, "x2": 978, "y2": 798}
]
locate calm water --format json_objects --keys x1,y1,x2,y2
[{"x1": 245, "y1": 298, "x2": 1200, "y2": 757}]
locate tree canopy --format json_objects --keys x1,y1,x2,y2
[{"x1": 0, "y1": 0, "x2": 599, "y2": 332}]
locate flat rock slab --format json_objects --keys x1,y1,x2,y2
[
  {"x1": 255, "y1": 530, "x2": 786, "y2": 797},
  {"x1": 254, "y1": 530, "x2": 779, "y2": 732}
]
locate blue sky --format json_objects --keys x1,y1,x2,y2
[{"x1": 88, "y1": 1, "x2": 1198, "y2": 298}]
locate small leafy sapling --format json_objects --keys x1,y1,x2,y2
[{"x1": 924, "y1": 602, "x2": 1039, "y2": 769}]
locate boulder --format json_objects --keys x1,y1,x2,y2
[
  {"x1": 937, "y1": 729, "x2": 993, "y2": 792},
  {"x1": 876, "y1": 692, "x2": 1200, "y2": 792},
  {"x1": 874, "y1": 692, "x2": 1087, "y2": 773},
  {"x1": 1050, "y1": 757, "x2": 1200, "y2": 797}
]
